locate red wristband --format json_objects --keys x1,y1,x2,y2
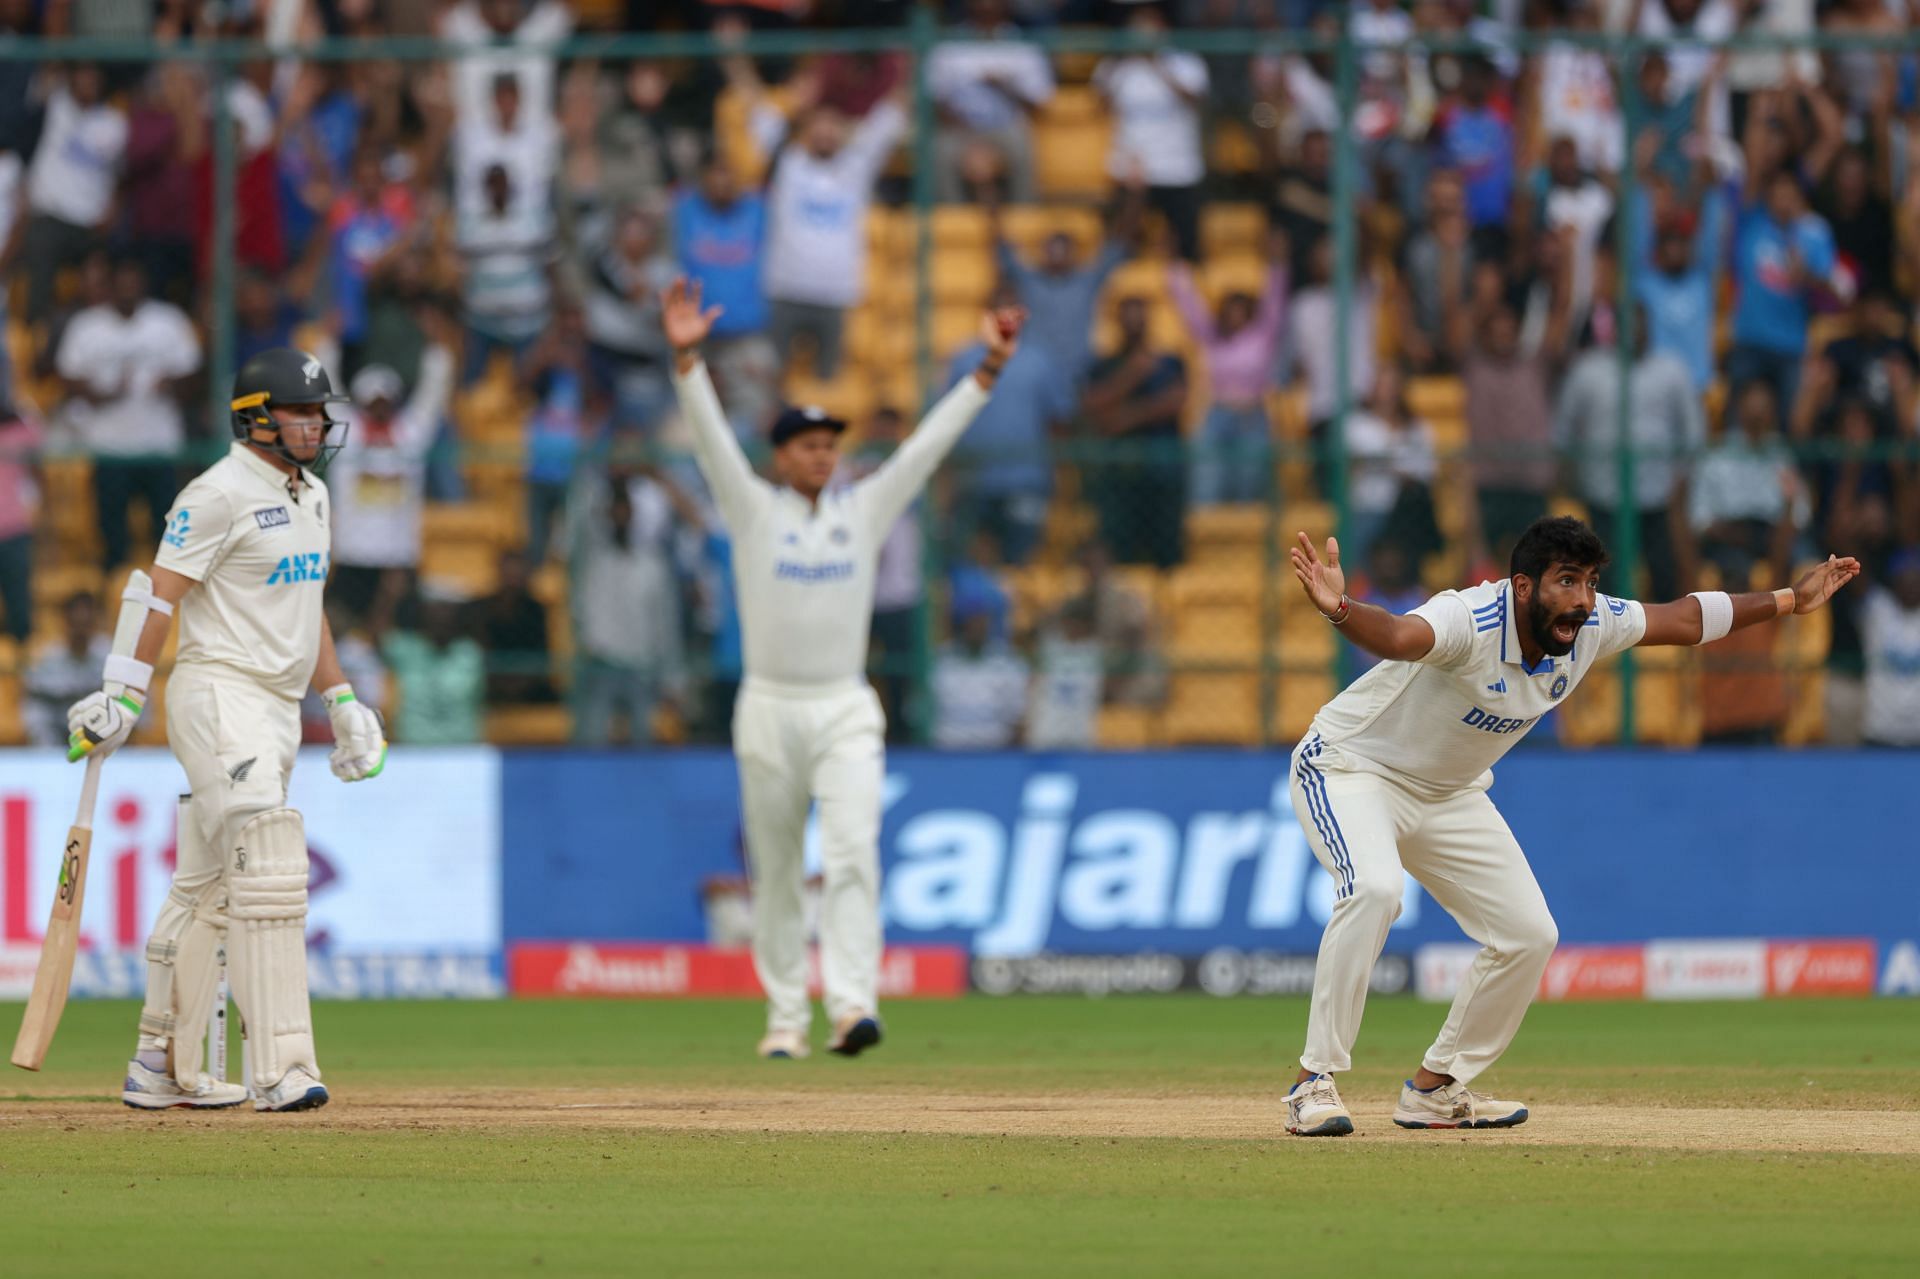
[{"x1": 1324, "y1": 595, "x2": 1352, "y2": 626}]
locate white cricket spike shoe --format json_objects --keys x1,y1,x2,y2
[
  {"x1": 827, "y1": 1012, "x2": 882, "y2": 1057},
  {"x1": 1392, "y1": 1079, "x2": 1529, "y2": 1130},
  {"x1": 1285, "y1": 1073, "x2": 1354, "y2": 1137},
  {"x1": 254, "y1": 1065, "x2": 330, "y2": 1113},
  {"x1": 757, "y1": 1028, "x2": 810, "y2": 1060},
  {"x1": 121, "y1": 1059, "x2": 249, "y2": 1111}
]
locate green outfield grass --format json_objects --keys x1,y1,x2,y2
[{"x1": 2, "y1": 996, "x2": 1917, "y2": 1277}]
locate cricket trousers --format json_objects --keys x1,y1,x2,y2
[
  {"x1": 1289, "y1": 736, "x2": 1558, "y2": 1085},
  {"x1": 732, "y1": 677, "x2": 886, "y2": 1033}
]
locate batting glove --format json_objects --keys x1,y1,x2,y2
[
  {"x1": 67, "y1": 689, "x2": 143, "y2": 762},
  {"x1": 322, "y1": 685, "x2": 387, "y2": 782}
]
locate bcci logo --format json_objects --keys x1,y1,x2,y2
[{"x1": 1550, "y1": 674, "x2": 1570, "y2": 700}]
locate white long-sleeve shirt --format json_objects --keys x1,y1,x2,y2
[{"x1": 671, "y1": 359, "x2": 989, "y2": 691}]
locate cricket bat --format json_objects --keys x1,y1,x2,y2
[{"x1": 11, "y1": 571, "x2": 153, "y2": 1071}]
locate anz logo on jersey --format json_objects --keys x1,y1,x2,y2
[
  {"x1": 266, "y1": 552, "x2": 330, "y2": 585},
  {"x1": 1459, "y1": 706, "x2": 1538, "y2": 735}
]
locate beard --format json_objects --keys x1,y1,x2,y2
[{"x1": 1529, "y1": 594, "x2": 1591, "y2": 657}]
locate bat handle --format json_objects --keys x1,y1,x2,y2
[{"x1": 73, "y1": 754, "x2": 104, "y2": 833}]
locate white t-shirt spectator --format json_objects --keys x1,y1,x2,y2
[
  {"x1": 1862, "y1": 586, "x2": 1920, "y2": 747},
  {"x1": 1025, "y1": 631, "x2": 1104, "y2": 750},
  {"x1": 458, "y1": 190, "x2": 556, "y2": 345},
  {"x1": 1543, "y1": 177, "x2": 1614, "y2": 321},
  {"x1": 1344, "y1": 411, "x2": 1437, "y2": 519},
  {"x1": 755, "y1": 101, "x2": 906, "y2": 309},
  {"x1": 440, "y1": 0, "x2": 573, "y2": 137},
  {"x1": 27, "y1": 86, "x2": 127, "y2": 227},
  {"x1": 56, "y1": 301, "x2": 200, "y2": 456},
  {"x1": 931, "y1": 639, "x2": 1029, "y2": 749},
  {"x1": 926, "y1": 31, "x2": 1054, "y2": 132},
  {"x1": 328, "y1": 346, "x2": 454, "y2": 570},
  {"x1": 1095, "y1": 53, "x2": 1208, "y2": 188},
  {"x1": 452, "y1": 113, "x2": 560, "y2": 222},
  {"x1": 1535, "y1": 46, "x2": 1623, "y2": 174},
  {"x1": 1288, "y1": 282, "x2": 1378, "y2": 424}
]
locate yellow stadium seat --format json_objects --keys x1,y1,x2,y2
[
  {"x1": 419, "y1": 541, "x2": 500, "y2": 600},
  {"x1": 1188, "y1": 503, "x2": 1270, "y2": 550},
  {"x1": 1095, "y1": 703, "x2": 1160, "y2": 749},
  {"x1": 931, "y1": 206, "x2": 991, "y2": 251},
  {"x1": 1033, "y1": 113, "x2": 1114, "y2": 199},
  {"x1": 1272, "y1": 671, "x2": 1335, "y2": 743},
  {"x1": 1198, "y1": 255, "x2": 1273, "y2": 303},
  {"x1": 933, "y1": 305, "x2": 986, "y2": 359},
  {"x1": 1162, "y1": 672, "x2": 1261, "y2": 746},
  {"x1": 999, "y1": 205, "x2": 1104, "y2": 259},
  {"x1": 1044, "y1": 85, "x2": 1103, "y2": 123},
  {"x1": 423, "y1": 503, "x2": 509, "y2": 548},
  {"x1": 485, "y1": 704, "x2": 573, "y2": 746},
  {"x1": 1171, "y1": 603, "x2": 1260, "y2": 664},
  {"x1": 782, "y1": 372, "x2": 876, "y2": 429},
  {"x1": 1200, "y1": 204, "x2": 1269, "y2": 258},
  {"x1": 932, "y1": 246, "x2": 995, "y2": 306},
  {"x1": 1406, "y1": 376, "x2": 1466, "y2": 422}
]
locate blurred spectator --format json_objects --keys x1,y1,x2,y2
[
  {"x1": 1822, "y1": 145, "x2": 1896, "y2": 305},
  {"x1": 328, "y1": 341, "x2": 454, "y2": 627},
  {"x1": 1399, "y1": 170, "x2": 1484, "y2": 372},
  {"x1": 1863, "y1": 548, "x2": 1920, "y2": 748},
  {"x1": 1083, "y1": 296, "x2": 1188, "y2": 568},
  {"x1": 457, "y1": 159, "x2": 558, "y2": 385},
  {"x1": 20, "y1": 62, "x2": 126, "y2": 322},
  {"x1": 930, "y1": 603, "x2": 1029, "y2": 749},
  {"x1": 1344, "y1": 365, "x2": 1440, "y2": 568},
  {"x1": 233, "y1": 268, "x2": 305, "y2": 369},
  {"x1": 1554, "y1": 310, "x2": 1705, "y2": 601},
  {"x1": 1074, "y1": 539, "x2": 1167, "y2": 708},
  {"x1": 1026, "y1": 596, "x2": 1104, "y2": 750},
  {"x1": 56, "y1": 255, "x2": 198, "y2": 571},
  {"x1": 121, "y1": 66, "x2": 203, "y2": 308},
  {"x1": 1632, "y1": 170, "x2": 1728, "y2": 394},
  {"x1": 742, "y1": 61, "x2": 905, "y2": 381},
  {"x1": 1458, "y1": 292, "x2": 1558, "y2": 566},
  {"x1": 990, "y1": 182, "x2": 1139, "y2": 391},
  {"x1": 441, "y1": 0, "x2": 572, "y2": 140},
  {"x1": 927, "y1": 0, "x2": 1054, "y2": 202},
  {"x1": 1688, "y1": 379, "x2": 1807, "y2": 590},
  {"x1": 1430, "y1": 56, "x2": 1516, "y2": 239},
  {"x1": 673, "y1": 153, "x2": 777, "y2": 434},
  {"x1": 1531, "y1": 2, "x2": 1622, "y2": 175},
  {"x1": 311, "y1": 145, "x2": 418, "y2": 369},
  {"x1": 582, "y1": 206, "x2": 677, "y2": 427},
  {"x1": 557, "y1": 61, "x2": 664, "y2": 257},
  {"x1": 1727, "y1": 92, "x2": 1843, "y2": 413},
  {"x1": 1094, "y1": 3, "x2": 1207, "y2": 260},
  {"x1": 302, "y1": 598, "x2": 389, "y2": 745},
  {"x1": 847, "y1": 406, "x2": 925, "y2": 738},
  {"x1": 32, "y1": 246, "x2": 109, "y2": 387},
  {"x1": 453, "y1": 70, "x2": 558, "y2": 231},
  {"x1": 1290, "y1": 236, "x2": 1378, "y2": 453},
  {"x1": 1810, "y1": 286, "x2": 1919, "y2": 440},
  {"x1": 1169, "y1": 243, "x2": 1286, "y2": 506},
  {"x1": 947, "y1": 526, "x2": 1012, "y2": 640},
  {"x1": 1351, "y1": 537, "x2": 1427, "y2": 674},
  {"x1": 948, "y1": 281, "x2": 1073, "y2": 564},
  {"x1": 568, "y1": 465, "x2": 692, "y2": 746},
  {"x1": 1269, "y1": 128, "x2": 1333, "y2": 283},
  {"x1": 476, "y1": 548, "x2": 555, "y2": 706},
  {"x1": 0, "y1": 406, "x2": 37, "y2": 643},
  {"x1": 523, "y1": 304, "x2": 605, "y2": 564},
  {"x1": 1525, "y1": 136, "x2": 1614, "y2": 326},
  {"x1": 381, "y1": 593, "x2": 486, "y2": 746},
  {"x1": 22, "y1": 591, "x2": 105, "y2": 747}
]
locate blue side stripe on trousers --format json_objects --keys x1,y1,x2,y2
[
  {"x1": 1307, "y1": 741, "x2": 1356, "y2": 900},
  {"x1": 1294, "y1": 756, "x2": 1341, "y2": 894},
  {"x1": 1297, "y1": 737, "x2": 1355, "y2": 900}
]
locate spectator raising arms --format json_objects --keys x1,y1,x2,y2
[
  {"x1": 1168, "y1": 237, "x2": 1287, "y2": 507},
  {"x1": 673, "y1": 154, "x2": 776, "y2": 434},
  {"x1": 20, "y1": 62, "x2": 125, "y2": 321},
  {"x1": 989, "y1": 180, "x2": 1141, "y2": 394},
  {"x1": 1094, "y1": 3, "x2": 1208, "y2": 261},
  {"x1": 1082, "y1": 296, "x2": 1188, "y2": 569},
  {"x1": 927, "y1": 0, "x2": 1053, "y2": 203}
]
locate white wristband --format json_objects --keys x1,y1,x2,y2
[
  {"x1": 1689, "y1": 591, "x2": 1734, "y2": 644},
  {"x1": 123, "y1": 587, "x2": 173, "y2": 617},
  {"x1": 102, "y1": 654, "x2": 155, "y2": 692}
]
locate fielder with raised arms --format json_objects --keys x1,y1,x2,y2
[
  {"x1": 66, "y1": 347, "x2": 387, "y2": 1112},
  {"x1": 663, "y1": 277, "x2": 1022, "y2": 1059},
  {"x1": 1282, "y1": 516, "x2": 1858, "y2": 1136}
]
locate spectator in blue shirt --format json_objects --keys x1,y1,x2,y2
[
  {"x1": 945, "y1": 282, "x2": 1076, "y2": 566},
  {"x1": 988, "y1": 184, "x2": 1141, "y2": 397},
  {"x1": 1633, "y1": 183, "x2": 1726, "y2": 395},
  {"x1": 673, "y1": 155, "x2": 777, "y2": 436},
  {"x1": 1432, "y1": 56, "x2": 1514, "y2": 234},
  {"x1": 1726, "y1": 167, "x2": 1836, "y2": 415}
]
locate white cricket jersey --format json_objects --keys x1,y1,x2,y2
[
  {"x1": 1306, "y1": 579, "x2": 1646, "y2": 797},
  {"x1": 672, "y1": 360, "x2": 989, "y2": 693},
  {"x1": 154, "y1": 443, "x2": 332, "y2": 701}
]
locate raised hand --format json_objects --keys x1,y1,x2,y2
[
  {"x1": 660, "y1": 277, "x2": 724, "y2": 356},
  {"x1": 981, "y1": 304, "x2": 1027, "y2": 361},
  {"x1": 1790, "y1": 554, "x2": 1862, "y2": 615},
  {"x1": 1289, "y1": 531, "x2": 1346, "y2": 616}
]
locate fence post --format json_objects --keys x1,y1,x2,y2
[
  {"x1": 1613, "y1": 44, "x2": 1642, "y2": 744},
  {"x1": 1329, "y1": 16, "x2": 1359, "y2": 694},
  {"x1": 207, "y1": 49, "x2": 237, "y2": 454},
  {"x1": 908, "y1": 2, "x2": 938, "y2": 745}
]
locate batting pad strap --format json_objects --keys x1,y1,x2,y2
[
  {"x1": 103, "y1": 655, "x2": 154, "y2": 694},
  {"x1": 1689, "y1": 591, "x2": 1734, "y2": 644},
  {"x1": 228, "y1": 875, "x2": 309, "y2": 921}
]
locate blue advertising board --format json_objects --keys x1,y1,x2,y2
[{"x1": 501, "y1": 750, "x2": 1920, "y2": 956}]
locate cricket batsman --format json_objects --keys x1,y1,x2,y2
[
  {"x1": 1282, "y1": 516, "x2": 1858, "y2": 1136},
  {"x1": 662, "y1": 277, "x2": 1022, "y2": 1059},
  {"x1": 65, "y1": 348, "x2": 387, "y2": 1112}
]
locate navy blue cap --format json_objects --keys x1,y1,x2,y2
[{"x1": 769, "y1": 404, "x2": 847, "y2": 447}]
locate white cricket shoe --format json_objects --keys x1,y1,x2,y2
[
  {"x1": 1392, "y1": 1080, "x2": 1528, "y2": 1130},
  {"x1": 1285, "y1": 1073, "x2": 1354, "y2": 1137},
  {"x1": 758, "y1": 1029, "x2": 810, "y2": 1060},
  {"x1": 121, "y1": 1060, "x2": 249, "y2": 1111},
  {"x1": 827, "y1": 1012, "x2": 882, "y2": 1057},
  {"x1": 254, "y1": 1066, "x2": 329, "y2": 1113}
]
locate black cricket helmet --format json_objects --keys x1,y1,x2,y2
[{"x1": 230, "y1": 347, "x2": 351, "y2": 470}]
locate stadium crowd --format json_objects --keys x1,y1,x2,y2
[{"x1": 0, "y1": 0, "x2": 1918, "y2": 750}]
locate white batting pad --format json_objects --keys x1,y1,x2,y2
[
  {"x1": 227, "y1": 808, "x2": 318, "y2": 1090},
  {"x1": 137, "y1": 798, "x2": 228, "y2": 1083}
]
